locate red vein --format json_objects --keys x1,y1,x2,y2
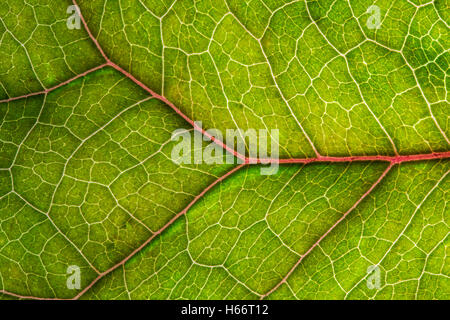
[
  {"x1": 106, "y1": 61, "x2": 246, "y2": 162},
  {"x1": 260, "y1": 163, "x2": 395, "y2": 299},
  {"x1": 0, "y1": 63, "x2": 108, "y2": 104},
  {"x1": 0, "y1": 164, "x2": 245, "y2": 301},
  {"x1": 72, "y1": 0, "x2": 109, "y2": 62},
  {"x1": 251, "y1": 151, "x2": 450, "y2": 165},
  {"x1": 72, "y1": 164, "x2": 246, "y2": 300},
  {"x1": 70, "y1": 0, "x2": 245, "y2": 161},
  {"x1": 0, "y1": 290, "x2": 63, "y2": 301}
]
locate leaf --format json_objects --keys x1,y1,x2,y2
[{"x1": 0, "y1": 0, "x2": 448, "y2": 300}]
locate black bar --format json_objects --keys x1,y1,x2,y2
[{"x1": 0, "y1": 299, "x2": 446, "y2": 319}]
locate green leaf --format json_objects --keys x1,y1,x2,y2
[{"x1": 0, "y1": 0, "x2": 448, "y2": 300}]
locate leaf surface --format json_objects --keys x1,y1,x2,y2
[{"x1": 0, "y1": 0, "x2": 448, "y2": 300}]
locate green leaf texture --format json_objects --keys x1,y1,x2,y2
[{"x1": 0, "y1": 0, "x2": 448, "y2": 300}]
